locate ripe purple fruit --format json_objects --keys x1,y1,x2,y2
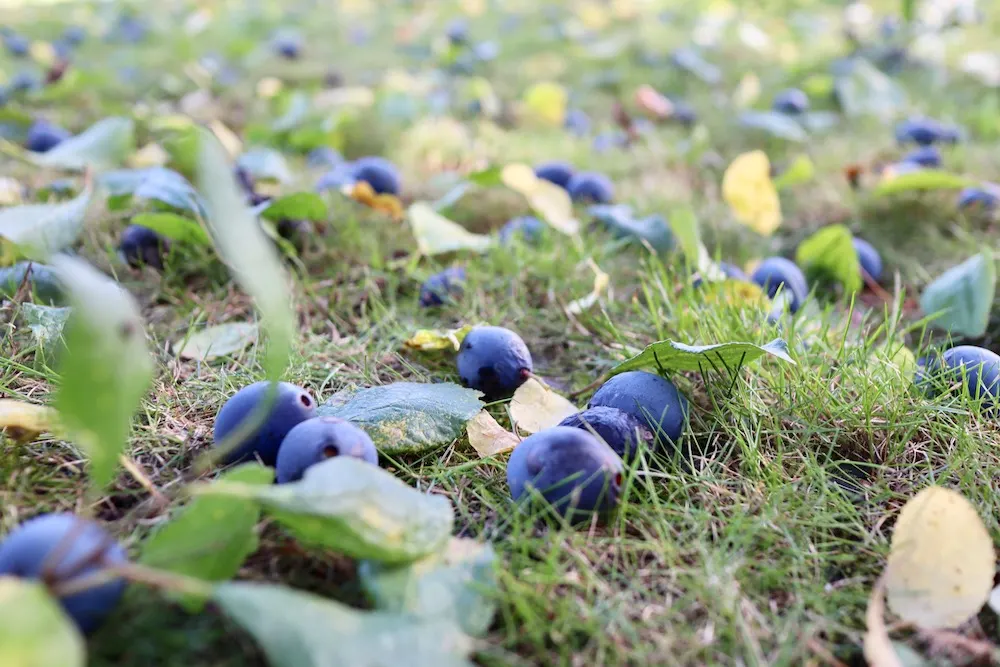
[
  {"x1": 534, "y1": 161, "x2": 575, "y2": 190},
  {"x1": 119, "y1": 225, "x2": 169, "y2": 270},
  {"x1": 895, "y1": 117, "x2": 963, "y2": 146},
  {"x1": 852, "y1": 237, "x2": 883, "y2": 282},
  {"x1": 921, "y1": 346, "x2": 1000, "y2": 406},
  {"x1": 558, "y1": 406, "x2": 654, "y2": 461},
  {"x1": 499, "y1": 216, "x2": 545, "y2": 245},
  {"x1": 276, "y1": 416, "x2": 377, "y2": 483},
  {"x1": 772, "y1": 88, "x2": 809, "y2": 115},
  {"x1": 507, "y1": 426, "x2": 624, "y2": 518},
  {"x1": 751, "y1": 257, "x2": 808, "y2": 313},
  {"x1": 567, "y1": 171, "x2": 615, "y2": 204},
  {"x1": 351, "y1": 156, "x2": 401, "y2": 195},
  {"x1": 957, "y1": 184, "x2": 1000, "y2": 210},
  {"x1": 588, "y1": 371, "x2": 688, "y2": 449},
  {"x1": 0, "y1": 513, "x2": 127, "y2": 634},
  {"x1": 214, "y1": 381, "x2": 317, "y2": 466},
  {"x1": 419, "y1": 266, "x2": 465, "y2": 307},
  {"x1": 25, "y1": 120, "x2": 71, "y2": 153},
  {"x1": 457, "y1": 326, "x2": 533, "y2": 399}
]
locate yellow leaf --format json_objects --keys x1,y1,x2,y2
[
  {"x1": 208, "y1": 121, "x2": 243, "y2": 159},
  {"x1": 29, "y1": 41, "x2": 56, "y2": 67},
  {"x1": 0, "y1": 399, "x2": 59, "y2": 444},
  {"x1": 522, "y1": 82, "x2": 568, "y2": 127},
  {"x1": 864, "y1": 575, "x2": 906, "y2": 667},
  {"x1": 722, "y1": 150, "x2": 782, "y2": 236},
  {"x1": 500, "y1": 164, "x2": 538, "y2": 192},
  {"x1": 501, "y1": 164, "x2": 580, "y2": 235},
  {"x1": 404, "y1": 325, "x2": 473, "y2": 352},
  {"x1": 408, "y1": 203, "x2": 493, "y2": 256},
  {"x1": 886, "y1": 486, "x2": 995, "y2": 629},
  {"x1": 701, "y1": 279, "x2": 769, "y2": 309},
  {"x1": 466, "y1": 410, "x2": 519, "y2": 458},
  {"x1": 567, "y1": 259, "x2": 610, "y2": 314},
  {"x1": 256, "y1": 77, "x2": 283, "y2": 99},
  {"x1": 509, "y1": 378, "x2": 579, "y2": 434},
  {"x1": 127, "y1": 143, "x2": 170, "y2": 168},
  {"x1": 0, "y1": 177, "x2": 23, "y2": 206}
]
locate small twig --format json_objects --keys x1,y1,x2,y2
[
  {"x1": 568, "y1": 374, "x2": 607, "y2": 400},
  {"x1": 118, "y1": 454, "x2": 169, "y2": 509}
]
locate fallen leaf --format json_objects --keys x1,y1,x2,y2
[
  {"x1": 0, "y1": 578, "x2": 85, "y2": 667},
  {"x1": 349, "y1": 182, "x2": 404, "y2": 221},
  {"x1": 567, "y1": 259, "x2": 609, "y2": 314},
  {"x1": 408, "y1": 203, "x2": 492, "y2": 256},
  {"x1": 738, "y1": 111, "x2": 807, "y2": 142},
  {"x1": 722, "y1": 150, "x2": 782, "y2": 236},
  {"x1": 522, "y1": 81, "x2": 568, "y2": 126},
  {"x1": 920, "y1": 253, "x2": 996, "y2": 338},
  {"x1": 795, "y1": 224, "x2": 863, "y2": 294},
  {"x1": 501, "y1": 164, "x2": 580, "y2": 235},
  {"x1": 0, "y1": 185, "x2": 92, "y2": 265},
  {"x1": 21, "y1": 303, "x2": 70, "y2": 350},
  {"x1": 127, "y1": 143, "x2": 170, "y2": 168},
  {"x1": 611, "y1": 338, "x2": 795, "y2": 376},
  {"x1": 404, "y1": 325, "x2": 473, "y2": 352},
  {"x1": 773, "y1": 155, "x2": 815, "y2": 190},
  {"x1": 28, "y1": 117, "x2": 135, "y2": 172},
  {"x1": 509, "y1": 378, "x2": 578, "y2": 434},
  {"x1": 874, "y1": 169, "x2": 973, "y2": 196},
  {"x1": 0, "y1": 399, "x2": 59, "y2": 443},
  {"x1": 175, "y1": 322, "x2": 259, "y2": 361},
  {"x1": 466, "y1": 410, "x2": 519, "y2": 457},
  {"x1": 864, "y1": 575, "x2": 906, "y2": 667}
]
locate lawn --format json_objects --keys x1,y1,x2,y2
[{"x1": 2, "y1": 0, "x2": 1000, "y2": 665}]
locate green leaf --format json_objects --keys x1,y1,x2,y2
[
  {"x1": 237, "y1": 147, "x2": 293, "y2": 184},
  {"x1": 359, "y1": 538, "x2": 497, "y2": 637},
  {"x1": 197, "y1": 128, "x2": 295, "y2": 379},
  {"x1": 773, "y1": 155, "x2": 815, "y2": 190},
  {"x1": 0, "y1": 186, "x2": 92, "y2": 265},
  {"x1": 409, "y1": 203, "x2": 493, "y2": 256},
  {"x1": 271, "y1": 91, "x2": 311, "y2": 133},
  {"x1": 99, "y1": 167, "x2": 206, "y2": 216},
  {"x1": 0, "y1": 262, "x2": 63, "y2": 304},
  {"x1": 214, "y1": 581, "x2": 474, "y2": 667},
  {"x1": 666, "y1": 207, "x2": 700, "y2": 266},
  {"x1": 919, "y1": 253, "x2": 997, "y2": 338},
  {"x1": 902, "y1": 0, "x2": 916, "y2": 22},
  {"x1": 258, "y1": 192, "x2": 328, "y2": 222},
  {"x1": 317, "y1": 382, "x2": 484, "y2": 455},
  {"x1": 29, "y1": 117, "x2": 135, "y2": 172},
  {"x1": 873, "y1": 170, "x2": 974, "y2": 196},
  {"x1": 196, "y1": 457, "x2": 454, "y2": 564},
  {"x1": 589, "y1": 205, "x2": 673, "y2": 254},
  {"x1": 141, "y1": 463, "x2": 272, "y2": 610},
  {"x1": 738, "y1": 111, "x2": 807, "y2": 142},
  {"x1": 795, "y1": 224, "x2": 863, "y2": 294},
  {"x1": 0, "y1": 578, "x2": 85, "y2": 667},
  {"x1": 611, "y1": 338, "x2": 795, "y2": 376},
  {"x1": 131, "y1": 212, "x2": 212, "y2": 246},
  {"x1": 174, "y1": 322, "x2": 259, "y2": 361},
  {"x1": 52, "y1": 256, "x2": 153, "y2": 492},
  {"x1": 21, "y1": 303, "x2": 71, "y2": 350},
  {"x1": 465, "y1": 165, "x2": 503, "y2": 187}
]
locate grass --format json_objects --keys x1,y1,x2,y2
[{"x1": 3, "y1": 0, "x2": 1000, "y2": 665}]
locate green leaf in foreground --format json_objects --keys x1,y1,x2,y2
[
  {"x1": 795, "y1": 224, "x2": 862, "y2": 294},
  {"x1": 919, "y1": 252, "x2": 997, "y2": 338},
  {"x1": 359, "y1": 538, "x2": 497, "y2": 637},
  {"x1": 214, "y1": 581, "x2": 474, "y2": 667},
  {"x1": 874, "y1": 169, "x2": 974, "y2": 196},
  {"x1": 52, "y1": 256, "x2": 153, "y2": 492},
  {"x1": 173, "y1": 321, "x2": 259, "y2": 361},
  {"x1": 0, "y1": 185, "x2": 92, "y2": 265},
  {"x1": 197, "y1": 128, "x2": 294, "y2": 379},
  {"x1": 130, "y1": 212, "x2": 211, "y2": 246},
  {"x1": 141, "y1": 463, "x2": 272, "y2": 610},
  {"x1": 317, "y1": 381, "x2": 484, "y2": 454},
  {"x1": 29, "y1": 117, "x2": 135, "y2": 172},
  {"x1": 195, "y1": 457, "x2": 454, "y2": 564},
  {"x1": 237, "y1": 147, "x2": 293, "y2": 184},
  {"x1": 0, "y1": 578, "x2": 85, "y2": 667},
  {"x1": 21, "y1": 303, "x2": 71, "y2": 350},
  {"x1": 409, "y1": 203, "x2": 493, "y2": 256},
  {"x1": 611, "y1": 338, "x2": 795, "y2": 376},
  {"x1": 258, "y1": 192, "x2": 329, "y2": 222},
  {"x1": 773, "y1": 155, "x2": 815, "y2": 190}
]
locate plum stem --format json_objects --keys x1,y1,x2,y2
[{"x1": 52, "y1": 561, "x2": 212, "y2": 599}]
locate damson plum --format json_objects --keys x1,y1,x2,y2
[
  {"x1": 852, "y1": 237, "x2": 883, "y2": 282},
  {"x1": 895, "y1": 117, "x2": 963, "y2": 146},
  {"x1": 772, "y1": 88, "x2": 809, "y2": 115},
  {"x1": 751, "y1": 257, "x2": 808, "y2": 313},
  {"x1": 506, "y1": 427, "x2": 624, "y2": 518},
  {"x1": 0, "y1": 513, "x2": 127, "y2": 634},
  {"x1": 957, "y1": 184, "x2": 1000, "y2": 210},
  {"x1": 902, "y1": 146, "x2": 942, "y2": 168},
  {"x1": 567, "y1": 171, "x2": 615, "y2": 204},
  {"x1": 564, "y1": 109, "x2": 591, "y2": 136},
  {"x1": 276, "y1": 416, "x2": 377, "y2": 483},
  {"x1": 558, "y1": 406, "x2": 654, "y2": 461},
  {"x1": 419, "y1": 266, "x2": 465, "y2": 307},
  {"x1": 692, "y1": 261, "x2": 747, "y2": 287},
  {"x1": 119, "y1": 225, "x2": 169, "y2": 270},
  {"x1": 498, "y1": 216, "x2": 545, "y2": 245},
  {"x1": 920, "y1": 346, "x2": 1000, "y2": 406},
  {"x1": 351, "y1": 156, "x2": 401, "y2": 195},
  {"x1": 588, "y1": 371, "x2": 688, "y2": 449},
  {"x1": 457, "y1": 326, "x2": 533, "y2": 399},
  {"x1": 534, "y1": 161, "x2": 575, "y2": 190},
  {"x1": 25, "y1": 120, "x2": 71, "y2": 153},
  {"x1": 214, "y1": 381, "x2": 317, "y2": 466}
]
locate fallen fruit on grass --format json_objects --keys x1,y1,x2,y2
[
  {"x1": 772, "y1": 88, "x2": 809, "y2": 115},
  {"x1": 957, "y1": 183, "x2": 1000, "y2": 210},
  {"x1": 895, "y1": 116, "x2": 963, "y2": 146},
  {"x1": 351, "y1": 156, "x2": 401, "y2": 195},
  {"x1": 119, "y1": 224, "x2": 169, "y2": 270},
  {"x1": 566, "y1": 171, "x2": 615, "y2": 204},
  {"x1": 214, "y1": 381, "x2": 317, "y2": 466},
  {"x1": 445, "y1": 18, "x2": 469, "y2": 44},
  {"x1": 564, "y1": 109, "x2": 591, "y2": 136},
  {"x1": 457, "y1": 326, "x2": 533, "y2": 400},
  {"x1": 25, "y1": 119, "x2": 71, "y2": 153},
  {"x1": 852, "y1": 237, "x2": 883, "y2": 282},
  {"x1": 272, "y1": 33, "x2": 302, "y2": 59},
  {"x1": 507, "y1": 426, "x2": 624, "y2": 518},
  {"x1": 275, "y1": 416, "x2": 377, "y2": 483},
  {"x1": 0, "y1": 513, "x2": 127, "y2": 634},
  {"x1": 419, "y1": 266, "x2": 466, "y2": 307},
  {"x1": 750, "y1": 257, "x2": 808, "y2": 313},
  {"x1": 498, "y1": 215, "x2": 545, "y2": 245},
  {"x1": 921, "y1": 346, "x2": 1000, "y2": 406},
  {"x1": 558, "y1": 406, "x2": 654, "y2": 461},
  {"x1": 3, "y1": 32, "x2": 30, "y2": 57},
  {"x1": 588, "y1": 371, "x2": 688, "y2": 449},
  {"x1": 692, "y1": 261, "x2": 747, "y2": 287},
  {"x1": 533, "y1": 161, "x2": 575, "y2": 190},
  {"x1": 902, "y1": 145, "x2": 942, "y2": 168}
]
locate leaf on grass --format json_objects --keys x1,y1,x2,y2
[
  {"x1": 130, "y1": 213, "x2": 212, "y2": 246},
  {"x1": 409, "y1": 203, "x2": 493, "y2": 256},
  {"x1": 737, "y1": 111, "x2": 807, "y2": 142},
  {"x1": 465, "y1": 165, "x2": 503, "y2": 187},
  {"x1": 52, "y1": 256, "x2": 153, "y2": 492},
  {"x1": 522, "y1": 81, "x2": 567, "y2": 126},
  {"x1": 501, "y1": 164, "x2": 580, "y2": 235},
  {"x1": 359, "y1": 538, "x2": 497, "y2": 637},
  {"x1": 0, "y1": 185, "x2": 92, "y2": 265},
  {"x1": 317, "y1": 381, "x2": 484, "y2": 455},
  {"x1": 0, "y1": 262, "x2": 63, "y2": 304},
  {"x1": 0, "y1": 578, "x2": 85, "y2": 667},
  {"x1": 29, "y1": 117, "x2": 135, "y2": 172},
  {"x1": 100, "y1": 167, "x2": 206, "y2": 216},
  {"x1": 509, "y1": 378, "x2": 578, "y2": 434},
  {"x1": 722, "y1": 151, "x2": 782, "y2": 236},
  {"x1": 237, "y1": 147, "x2": 293, "y2": 184},
  {"x1": 258, "y1": 192, "x2": 328, "y2": 222},
  {"x1": 589, "y1": 204, "x2": 673, "y2": 253},
  {"x1": 127, "y1": 143, "x2": 170, "y2": 169},
  {"x1": 566, "y1": 258, "x2": 610, "y2": 315},
  {"x1": 21, "y1": 303, "x2": 70, "y2": 350},
  {"x1": 465, "y1": 410, "x2": 519, "y2": 457},
  {"x1": 919, "y1": 253, "x2": 996, "y2": 338},
  {"x1": 864, "y1": 575, "x2": 907, "y2": 667},
  {"x1": 873, "y1": 169, "x2": 973, "y2": 196},
  {"x1": 197, "y1": 457, "x2": 454, "y2": 563},
  {"x1": 348, "y1": 182, "x2": 405, "y2": 221},
  {"x1": 0, "y1": 399, "x2": 59, "y2": 444},
  {"x1": 795, "y1": 224, "x2": 863, "y2": 294},
  {"x1": 214, "y1": 581, "x2": 475, "y2": 667},
  {"x1": 174, "y1": 322, "x2": 259, "y2": 361},
  {"x1": 611, "y1": 338, "x2": 795, "y2": 376},
  {"x1": 141, "y1": 463, "x2": 272, "y2": 610},
  {"x1": 773, "y1": 155, "x2": 815, "y2": 190},
  {"x1": 701, "y1": 280, "x2": 770, "y2": 309},
  {"x1": 271, "y1": 91, "x2": 311, "y2": 133},
  {"x1": 404, "y1": 325, "x2": 473, "y2": 352},
  {"x1": 885, "y1": 486, "x2": 995, "y2": 629}
]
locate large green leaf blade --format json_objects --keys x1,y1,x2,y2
[
  {"x1": 795, "y1": 224, "x2": 863, "y2": 294},
  {"x1": 195, "y1": 457, "x2": 454, "y2": 564},
  {"x1": 611, "y1": 338, "x2": 796, "y2": 376},
  {"x1": 30, "y1": 117, "x2": 135, "y2": 172},
  {"x1": 0, "y1": 186, "x2": 92, "y2": 265},
  {"x1": 0, "y1": 578, "x2": 85, "y2": 667},
  {"x1": 317, "y1": 382, "x2": 484, "y2": 455},
  {"x1": 920, "y1": 253, "x2": 997, "y2": 338},
  {"x1": 874, "y1": 170, "x2": 974, "y2": 196}
]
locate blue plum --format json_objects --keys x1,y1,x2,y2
[
  {"x1": 902, "y1": 146, "x2": 942, "y2": 168},
  {"x1": 307, "y1": 146, "x2": 344, "y2": 168},
  {"x1": 63, "y1": 26, "x2": 87, "y2": 46},
  {"x1": 692, "y1": 261, "x2": 747, "y2": 287},
  {"x1": 567, "y1": 171, "x2": 615, "y2": 204},
  {"x1": 276, "y1": 416, "x2": 377, "y2": 483},
  {"x1": 499, "y1": 216, "x2": 545, "y2": 245},
  {"x1": 445, "y1": 18, "x2": 470, "y2": 44},
  {"x1": 957, "y1": 184, "x2": 1000, "y2": 210},
  {"x1": 419, "y1": 266, "x2": 465, "y2": 307},
  {"x1": 214, "y1": 381, "x2": 317, "y2": 466},
  {"x1": 588, "y1": 371, "x2": 688, "y2": 449},
  {"x1": 564, "y1": 109, "x2": 591, "y2": 136},
  {"x1": 558, "y1": 406, "x2": 654, "y2": 461},
  {"x1": 25, "y1": 120, "x2": 71, "y2": 153},
  {"x1": 3, "y1": 32, "x2": 30, "y2": 58},
  {"x1": 852, "y1": 237, "x2": 883, "y2": 282},
  {"x1": 772, "y1": 88, "x2": 809, "y2": 115},
  {"x1": 272, "y1": 33, "x2": 302, "y2": 59},
  {"x1": 751, "y1": 257, "x2": 808, "y2": 313},
  {"x1": 0, "y1": 513, "x2": 127, "y2": 634},
  {"x1": 351, "y1": 156, "x2": 401, "y2": 195},
  {"x1": 315, "y1": 162, "x2": 357, "y2": 192},
  {"x1": 534, "y1": 161, "x2": 575, "y2": 190},
  {"x1": 506, "y1": 426, "x2": 624, "y2": 518},
  {"x1": 669, "y1": 99, "x2": 698, "y2": 126},
  {"x1": 923, "y1": 346, "x2": 1000, "y2": 406},
  {"x1": 119, "y1": 225, "x2": 168, "y2": 270},
  {"x1": 457, "y1": 326, "x2": 533, "y2": 399},
  {"x1": 895, "y1": 117, "x2": 963, "y2": 145}
]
